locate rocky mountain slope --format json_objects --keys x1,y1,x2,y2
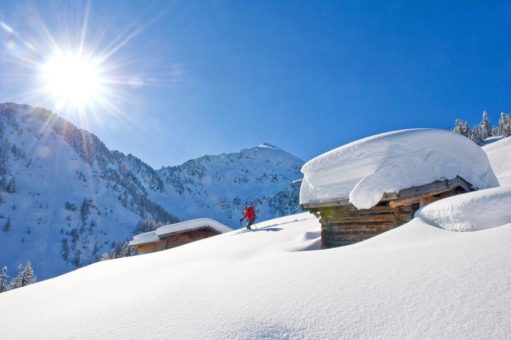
[{"x1": 0, "y1": 103, "x2": 303, "y2": 279}]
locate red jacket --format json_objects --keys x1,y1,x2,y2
[{"x1": 241, "y1": 207, "x2": 256, "y2": 221}]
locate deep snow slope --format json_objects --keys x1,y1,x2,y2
[
  {"x1": 0, "y1": 103, "x2": 303, "y2": 279},
  {"x1": 1, "y1": 207, "x2": 511, "y2": 339},
  {"x1": 483, "y1": 136, "x2": 511, "y2": 186}
]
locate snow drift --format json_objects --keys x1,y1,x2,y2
[
  {"x1": 483, "y1": 136, "x2": 511, "y2": 186},
  {"x1": 417, "y1": 185, "x2": 511, "y2": 231},
  {"x1": 300, "y1": 129, "x2": 498, "y2": 209}
]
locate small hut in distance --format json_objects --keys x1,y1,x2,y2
[
  {"x1": 129, "y1": 218, "x2": 232, "y2": 254},
  {"x1": 300, "y1": 129, "x2": 499, "y2": 249}
]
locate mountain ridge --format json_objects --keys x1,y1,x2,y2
[{"x1": 0, "y1": 103, "x2": 303, "y2": 279}]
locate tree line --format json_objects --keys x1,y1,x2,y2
[
  {"x1": 0, "y1": 261, "x2": 37, "y2": 293},
  {"x1": 454, "y1": 111, "x2": 511, "y2": 145}
]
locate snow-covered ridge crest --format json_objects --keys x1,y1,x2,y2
[
  {"x1": 300, "y1": 129, "x2": 499, "y2": 209},
  {"x1": 483, "y1": 136, "x2": 511, "y2": 186}
]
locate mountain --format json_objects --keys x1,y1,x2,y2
[
  {"x1": 0, "y1": 103, "x2": 303, "y2": 279},
  {"x1": 152, "y1": 142, "x2": 303, "y2": 225}
]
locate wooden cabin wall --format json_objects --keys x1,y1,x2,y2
[
  {"x1": 134, "y1": 228, "x2": 222, "y2": 254},
  {"x1": 162, "y1": 228, "x2": 221, "y2": 249},
  {"x1": 313, "y1": 203, "x2": 418, "y2": 248},
  {"x1": 135, "y1": 240, "x2": 166, "y2": 255}
]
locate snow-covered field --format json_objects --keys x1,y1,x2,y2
[
  {"x1": 1, "y1": 135, "x2": 510, "y2": 339},
  {"x1": 1, "y1": 206, "x2": 511, "y2": 338}
]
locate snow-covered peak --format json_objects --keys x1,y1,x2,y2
[
  {"x1": 258, "y1": 142, "x2": 279, "y2": 149},
  {"x1": 300, "y1": 129, "x2": 499, "y2": 209}
]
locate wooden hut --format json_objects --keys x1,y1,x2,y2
[
  {"x1": 129, "y1": 218, "x2": 232, "y2": 255},
  {"x1": 301, "y1": 176, "x2": 473, "y2": 248}
]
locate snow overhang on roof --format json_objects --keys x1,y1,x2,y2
[
  {"x1": 129, "y1": 218, "x2": 233, "y2": 246},
  {"x1": 300, "y1": 129, "x2": 499, "y2": 210},
  {"x1": 155, "y1": 218, "x2": 232, "y2": 237},
  {"x1": 129, "y1": 231, "x2": 159, "y2": 246}
]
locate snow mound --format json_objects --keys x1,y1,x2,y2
[
  {"x1": 483, "y1": 136, "x2": 511, "y2": 186},
  {"x1": 300, "y1": 129, "x2": 498, "y2": 209},
  {"x1": 417, "y1": 186, "x2": 511, "y2": 231}
]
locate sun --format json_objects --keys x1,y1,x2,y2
[{"x1": 39, "y1": 52, "x2": 106, "y2": 109}]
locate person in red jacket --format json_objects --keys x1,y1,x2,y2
[{"x1": 240, "y1": 205, "x2": 256, "y2": 230}]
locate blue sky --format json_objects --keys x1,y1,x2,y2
[{"x1": 1, "y1": 0, "x2": 511, "y2": 167}]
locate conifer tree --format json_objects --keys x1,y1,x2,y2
[
  {"x1": 453, "y1": 119, "x2": 471, "y2": 137},
  {"x1": 6, "y1": 177, "x2": 15, "y2": 193},
  {"x1": 2, "y1": 216, "x2": 11, "y2": 232},
  {"x1": 479, "y1": 111, "x2": 492, "y2": 140},
  {"x1": 9, "y1": 264, "x2": 23, "y2": 290},
  {"x1": 21, "y1": 262, "x2": 36, "y2": 286},
  {"x1": 0, "y1": 266, "x2": 8, "y2": 293},
  {"x1": 499, "y1": 112, "x2": 511, "y2": 137}
]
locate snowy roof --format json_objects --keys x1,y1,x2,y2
[
  {"x1": 155, "y1": 218, "x2": 233, "y2": 237},
  {"x1": 129, "y1": 218, "x2": 232, "y2": 246},
  {"x1": 300, "y1": 129, "x2": 499, "y2": 209},
  {"x1": 129, "y1": 231, "x2": 159, "y2": 246}
]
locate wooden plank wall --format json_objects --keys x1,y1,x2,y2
[
  {"x1": 163, "y1": 228, "x2": 221, "y2": 249},
  {"x1": 134, "y1": 228, "x2": 221, "y2": 254},
  {"x1": 312, "y1": 203, "x2": 417, "y2": 248}
]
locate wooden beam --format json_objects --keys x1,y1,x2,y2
[
  {"x1": 388, "y1": 188, "x2": 455, "y2": 208},
  {"x1": 383, "y1": 176, "x2": 472, "y2": 203}
]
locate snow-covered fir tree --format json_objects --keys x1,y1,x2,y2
[
  {"x1": 479, "y1": 111, "x2": 492, "y2": 140},
  {"x1": 453, "y1": 119, "x2": 471, "y2": 137},
  {"x1": 498, "y1": 112, "x2": 511, "y2": 137},
  {"x1": 453, "y1": 110, "x2": 511, "y2": 144},
  {"x1": 21, "y1": 261, "x2": 36, "y2": 286},
  {"x1": 4, "y1": 262, "x2": 37, "y2": 292},
  {"x1": 2, "y1": 216, "x2": 10, "y2": 232},
  {"x1": 0, "y1": 266, "x2": 8, "y2": 293},
  {"x1": 9, "y1": 264, "x2": 23, "y2": 290}
]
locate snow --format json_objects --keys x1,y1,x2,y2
[
  {"x1": 129, "y1": 218, "x2": 232, "y2": 246},
  {"x1": 483, "y1": 135, "x2": 504, "y2": 145},
  {"x1": 258, "y1": 142, "x2": 279, "y2": 149},
  {"x1": 156, "y1": 218, "x2": 232, "y2": 237},
  {"x1": 300, "y1": 129, "x2": 499, "y2": 209},
  {"x1": 417, "y1": 185, "x2": 511, "y2": 231},
  {"x1": 1, "y1": 205, "x2": 511, "y2": 338},
  {"x1": 129, "y1": 231, "x2": 159, "y2": 246},
  {"x1": 483, "y1": 136, "x2": 511, "y2": 186}
]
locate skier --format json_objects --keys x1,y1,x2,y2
[{"x1": 240, "y1": 205, "x2": 256, "y2": 230}]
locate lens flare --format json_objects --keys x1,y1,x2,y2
[{"x1": 40, "y1": 53, "x2": 104, "y2": 109}]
